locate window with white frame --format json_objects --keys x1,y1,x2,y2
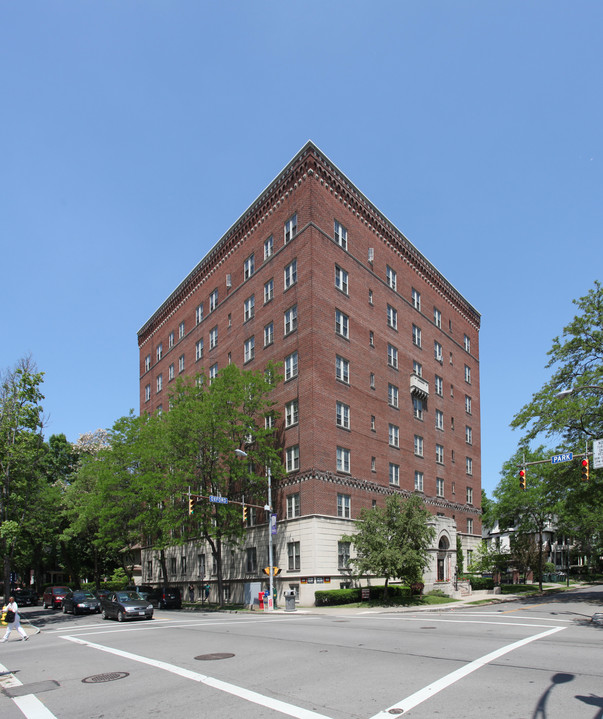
[
  {"x1": 465, "y1": 425, "x2": 473, "y2": 445},
  {"x1": 337, "y1": 446, "x2": 351, "y2": 473},
  {"x1": 337, "y1": 493, "x2": 351, "y2": 518},
  {"x1": 467, "y1": 518, "x2": 474, "y2": 534},
  {"x1": 264, "y1": 322, "x2": 274, "y2": 347},
  {"x1": 466, "y1": 487, "x2": 473, "y2": 505},
  {"x1": 284, "y1": 305, "x2": 298, "y2": 335},
  {"x1": 464, "y1": 334, "x2": 471, "y2": 353},
  {"x1": 414, "y1": 435, "x2": 423, "y2": 457},
  {"x1": 466, "y1": 456, "x2": 473, "y2": 475},
  {"x1": 264, "y1": 278, "x2": 274, "y2": 304},
  {"x1": 209, "y1": 289, "x2": 218, "y2": 312},
  {"x1": 434, "y1": 341, "x2": 443, "y2": 363},
  {"x1": 388, "y1": 383, "x2": 399, "y2": 408},
  {"x1": 196, "y1": 303, "x2": 204, "y2": 325},
  {"x1": 465, "y1": 395, "x2": 472, "y2": 414},
  {"x1": 284, "y1": 259, "x2": 297, "y2": 289},
  {"x1": 412, "y1": 324, "x2": 422, "y2": 348},
  {"x1": 156, "y1": 343, "x2": 163, "y2": 361},
  {"x1": 371, "y1": 457, "x2": 376, "y2": 472},
  {"x1": 286, "y1": 445, "x2": 299, "y2": 472},
  {"x1": 436, "y1": 477, "x2": 444, "y2": 497},
  {"x1": 284, "y1": 213, "x2": 297, "y2": 243},
  {"x1": 414, "y1": 471, "x2": 424, "y2": 492},
  {"x1": 209, "y1": 363, "x2": 218, "y2": 382},
  {"x1": 144, "y1": 354, "x2": 151, "y2": 372},
  {"x1": 287, "y1": 541, "x2": 300, "y2": 571},
  {"x1": 285, "y1": 399, "x2": 299, "y2": 427},
  {"x1": 284, "y1": 351, "x2": 299, "y2": 381},
  {"x1": 435, "y1": 409, "x2": 444, "y2": 431},
  {"x1": 386, "y1": 265, "x2": 397, "y2": 291},
  {"x1": 196, "y1": 339, "x2": 204, "y2": 361},
  {"x1": 434, "y1": 307, "x2": 442, "y2": 328},
  {"x1": 413, "y1": 397, "x2": 423, "y2": 420},
  {"x1": 370, "y1": 372, "x2": 375, "y2": 389},
  {"x1": 370, "y1": 415, "x2": 376, "y2": 431},
  {"x1": 156, "y1": 374, "x2": 163, "y2": 393},
  {"x1": 464, "y1": 365, "x2": 471, "y2": 384},
  {"x1": 387, "y1": 304, "x2": 398, "y2": 330},
  {"x1": 387, "y1": 343, "x2": 399, "y2": 369},
  {"x1": 168, "y1": 331, "x2": 174, "y2": 349},
  {"x1": 169, "y1": 363, "x2": 175, "y2": 381},
  {"x1": 178, "y1": 354, "x2": 185, "y2": 373},
  {"x1": 264, "y1": 235, "x2": 273, "y2": 260},
  {"x1": 335, "y1": 265, "x2": 348, "y2": 294},
  {"x1": 389, "y1": 463, "x2": 400, "y2": 486},
  {"x1": 369, "y1": 330, "x2": 374, "y2": 347},
  {"x1": 338, "y1": 541, "x2": 350, "y2": 569},
  {"x1": 436, "y1": 444, "x2": 444, "y2": 464},
  {"x1": 244, "y1": 337, "x2": 255, "y2": 363},
  {"x1": 389, "y1": 424, "x2": 400, "y2": 448},
  {"x1": 179, "y1": 321, "x2": 185, "y2": 340},
  {"x1": 145, "y1": 384, "x2": 151, "y2": 402},
  {"x1": 335, "y1": 309, "x2": 349, "y2": 339},
  {"x1": 209, "y1": 326, "x2": 218, "y2": 349},
  {"x1": 413, "y1": 360, "x2": 423, "y2": 377},
  {"x1": 244, "y1": 295, "x2": 255, "y2": 322},
  {"x1": 435, "y1": 375, "x2": 443, "y2": 396},
  {"x1": 244, "y1": 253, "x2": 255, "y2": 280},
  {"x1": 336, "y1": 401, "x2": 350, "y2": 429},
  {"x1": 287, "y1": 492, "x2": 301, "y2": 518},
  {"x1": 334, "y1": 220, "x2": 347, "y2": 249},
  {"x1": 412, "y1": 288, "x2": 421, "y2": 311},
  {"x1": 336, "y1": 355, "x2": 349, "y2": 384}
]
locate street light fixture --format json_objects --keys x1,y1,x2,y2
[{"x1": 556, "y1": 385, "x2": 603, "y2": 398}]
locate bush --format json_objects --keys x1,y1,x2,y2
[
  {"x1": 469, "y1": 576, "x2": 494, "y2": 590},
  {"x1": 314, "y1": 584, "x2": 412, "y2": 606}
]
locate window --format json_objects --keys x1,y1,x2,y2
[
  {"x1": 465, "y1": 395, "x2": 472, "y2": 414},
  {"x1": 337, "y1": 493, "x2": 351, "y2": 518},
  {"x1": 285, "y1": 399, "x2": 299, "y2": 427},
  {"x1": 244, "y1": 253, "x2": 255, "y2": 280},
  {"x1": 338, "y1": 541, "x2": 350, "y2": 569},
  {"x1": 435, "y1": 409, "x2": 444, "y2": 431},
  {"x1": 244, "y1": 295, "x2": 255, "y2": 322},
  {"x1": 286, "y1": 445, "x2": 300, "y2": 472},
  {"x1": 170, "y1": 557, "x2": 176, "y2": 575},
  {"x1": 156, "y1": 374, "x2": 163, "y2": 393},
  {"x1": 145, "y1": 384, "x2": 151, "y2": 402},
  {"x1": 181, "y1": 556, "x2": 187, "y2": 575},
  {"x1": 196, "y1": 339, "x2": 204, "y2": 361},
  {"x1": 435, "y1": 375, "x2": 443, "y2": 396},
  {"x1": 434, "y1": 341, "x2": 443, "y2": 363},
  {"x1": 389, "y1": 424, "x2": 400, "y2": 448},
  {"x1": 284, "y1": 259, "x2": 297, "y2": 289},
  {"x1": 337, "y1": 446, "x2": 351, "y2": 473},
  {"x1": 412, "y1": 288, "x2": 421, "y2": 311},
  {"x1": 414, "y1": 435, "x2": 423, "y2": 457},
  {"x1": 284, "y1": 213, "x2": 297, "y2": 243},
  {"x1": 335, "y1": 265, "x2": 348, "y2": 294},
  {"x1": 464, "y1": 365, "x2": 471, "y2": 384},
  {"x1": 144, "y1": 355, "x2": 151, "y2": 372},
  {"x1": 264, "y1": 235, "x2": 274, "y2": 260},
  {"x1": 467, "y1": 518, "x2": 474, "y2": 534},
  {"x1": 288, "y1": 542, "x2": 300, "y2": 571},
  {"x1": 156, "y1": 343, "x2": 163, "y2": 361},
  {"x1": 464, "y1": 334, "x2": 471, "y2": 353},
  {"x1": 209, "y1": 363, "x2": 218, "y2": 382},
  {"x1": 388, "y1": 383, "x2": 399, "y2": 408},
  {"x1": 179, "y1": 321, "x2": 185, "y2": 340},
  {"x1": 415, "y1": 471, "x2": 424, "y2": 492},
  {"x1": 284, "y1": 305, "x2": 298, "y2": 335},
  {"x1": 434, "y1": 307, "x2": 442, "y2": 328},
  {"x1": 371, "y1": 415, "x2": 376, "y2": 431},
  {"x1": 178, "y1": 355, "x2": 185, "y2": 373},
  {"x1": 335, "y1": 355, "x2": 349, "y2": 383},
  {"x1": 371, "y1": 457, "x2": 376, "y2": 472},
  {"x1": 334, "y1": 220, "x2": 347, "y2": 249},
  {"x1": 265, "y1": 412, "x2": 275, "y2": 430},
  {"x1": 196, "y1": 303, "x2": 204, "y2": 325},
  {"x1": 466, "y1": 457, "x2": 473, "y2": 475},
  {"x1": 369, "y1": 330, "x2": 374, "y2": 347},
  {"x1": 246, "y1": 547, "x2": 257, "y2": 573},
  {"x1": 336, "y1": 401, "x2": 350, "y2": 429},
  {"x1": 436, "y1": 478, "x2": 444, "y2": 497},
  {"x1": 389, "y1": 463, "x2": 400, "y2": 486},
  {"x1": 467, "y1": 487, "x2": 473, "y2": 505},
  {"x1": 197, "y1": 554, "x2": 205, "y2": 578},
  {"x1": 264, "y1": 322, "x2": 274, "y2": 347},
  {"x1": 287, "y1": 493, "x2": 300, "y2": 518},
  {"x1": 387, "y1": 304, "x2": 398, "y2": 330},
  {"x1": 335, "y1": 309, "x2": 349, "y2": 339},
  {"x1": 209, "y1": 289, "x2": 218, "y2": 312},
  {"x1": 386, "y1": 265, "x2": 397, "y2": 291},
  {"x1": 264, "y1": 278, "x2": 274, "y2": 304},
  {"x1": 284, "y1": 351, "x2": 298, "y2": 381},
  {"x1": 368, "y1": 289, "x2": 374, "y2": 304},
  {"x1": 436, "y1": 444, "x2": 444, "y2": 464},
  {"x1": 413, "y1": 360, "x2": 423, "y2": 377},
  {"x1": 209, "y1": 326, "x2": 218, "y2": 350},
  {"x1": 168, "y1": 331, "x2": 174, "y2": 348},
  {"x1": 244, "y1": 337, "x2": 255, "y2": 363},
  {"x1": 370, "y1": 372, "x2": 375, "y2": 389},
  {"x1": 413, "y1": 397, "x2": 423, "y2": 420},
  {"x1": 465, "y1": 426, "x2": 473, "y2": 445},
  {"x1": 412, "y1": 324, "x2": 422, "y2": 348},
  {"x1": 387, "y1": 344, "x2": 399, "y2": 369}
]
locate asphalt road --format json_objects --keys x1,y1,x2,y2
[{"x1": 1, "y1": 585, "x2": 602, "y2": 719}]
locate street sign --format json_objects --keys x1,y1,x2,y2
[
  {"x1": 209, "y1": 495, "x2": 228, "y2": 504},
  {"x1": 551, "y1": 452, "x2": 573, "y2": 464},
  {"x1": 593, "y1": 439, "x2": 603, "y2": 470}
]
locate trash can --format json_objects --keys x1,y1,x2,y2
[{"x1": 284, "y1": 590, "x2": 296, "y2": 612}]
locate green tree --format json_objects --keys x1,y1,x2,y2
[
  {"x1": 467, "y1": 539, "x2": 510, "y2": 583},
  {"x1": 343, "y1": 494, "x2": 436, "y2": 600}
]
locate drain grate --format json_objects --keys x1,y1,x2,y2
[
  {"x1": 82, "y1": 672, "x2": 129, "y2": 684},
  {"x1": 195, "y1": 653, "x2": 235, "y2": 661}
]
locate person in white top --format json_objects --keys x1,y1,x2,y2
[{"x1": 1, "y1": 597, "x2": 28, "y2": 642}]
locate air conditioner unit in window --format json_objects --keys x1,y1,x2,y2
[
  {"x1": 226, "y1": 274, "x2": 232, "y2": 287},
  {"x1": 368, "y1": 248, "x2": 374, "y2": 262}
]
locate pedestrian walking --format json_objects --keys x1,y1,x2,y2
[
  {"x1": 188, "y1": 584, "x2": 194, "y2": 602},
  {"x1": 1, "y1": 597, "x2": 28, "y2": 642}
]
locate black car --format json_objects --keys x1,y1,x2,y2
[
  {"x1": 62, "y1": 590, "x2": 101, "y2": 615},
  {"x1": 100, "y1": 591, "x2": 154, "y2": 622},
  {"x1": 13, "y1": 589, "x2": 37, "y2": 607},
  {"x1": 136, "y1": 585, "x2": 182, "y2": 609}
]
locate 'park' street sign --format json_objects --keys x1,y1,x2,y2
[{"x1": 551, "y1": 452, "x2": 573, "y2": 464}]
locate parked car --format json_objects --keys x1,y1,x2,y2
[
  {"x1": 42, "y1": 586, "x2": 70, "y2": 609},
  {"x1": 94, "y1": 589, "x2": 111, "y2": 602},
  {"x1": 62, "y1": 590, "x2": 101, "y2": 615},
  {"x1": 100, "y1": 591, "x2": 154, "y2": 622},
  {"x1": 136, "y1": 585, "x2": 182, "y2": 609},
  {"x1": 13, "y1": 589, "x2": 37, "y2": 607}
]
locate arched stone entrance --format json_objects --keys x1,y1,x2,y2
[{"x1": 437, "y1": 535, "x2": 450, "y2": 582}]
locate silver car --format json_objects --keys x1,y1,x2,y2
[{"x1": 101, "y1": 591, "x2": 154, "y2": 622}]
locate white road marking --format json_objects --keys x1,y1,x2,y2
[{"x1": 0, "y1": 662, "x2": 58, "y2": 719}]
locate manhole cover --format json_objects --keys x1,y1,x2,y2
[
  {"x1": 420, "y1": 626, "x2": 437, "y2": 629},
  {"x1": 82, "y1": 672, "x2": 130, "y2": 684},
  {"x1": 388, "y1": 709, "x2": 404, "y2": 715},
  {"x1": 195, "y1": 653, "x2": 235, "y2": 661}
]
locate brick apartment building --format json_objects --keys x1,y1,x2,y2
[{"x1": 137, "y1": 141, "x2": 482, "y2": 605}]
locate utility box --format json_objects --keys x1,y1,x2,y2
[{"x1": 284, "y1": 590, "x2": 296, "y2": 612}]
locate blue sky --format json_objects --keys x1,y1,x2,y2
[{"x1": 2, "y1": 2, "x2": 602, "y2": 497}]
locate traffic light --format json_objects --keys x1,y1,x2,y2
[
  {"x1": 243, "y1": 505, "x2": 248, "y2": 523},
  {"x1": 581, "y1": 458, "x2": 589, "y2": 482},
  {"x1": 189, "y1": 497, "x2": 196, "y2": 515},
  {"x1": 519, "y1": 469, "x2": 526, "y2": 490}
]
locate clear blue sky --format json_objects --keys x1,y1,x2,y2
[{"x1": 2, "y1": 2, "x2": 601, "y2": 497}]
